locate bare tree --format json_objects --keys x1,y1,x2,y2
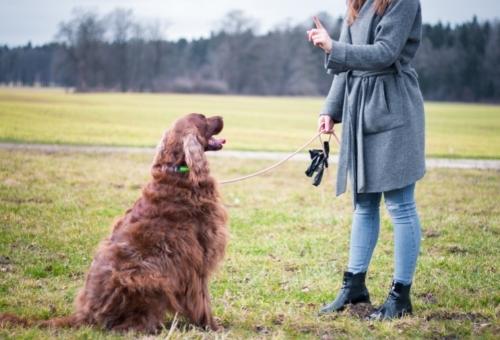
[
  {"x1": 105, "y1": 9, "x2": 134, "y2": 91},
  {"x1": 217, "y1": 10, "x2": 258, "y2": 35},
  {"x1": 56, "y1": 9, "x2": 106, "y2": 91}
]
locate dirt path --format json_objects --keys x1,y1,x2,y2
[{"x1": 1, "y1": 142, "x2": 499, "y2": 170}]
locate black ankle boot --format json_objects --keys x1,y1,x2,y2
[
  {"x1": 319, "y1": 272, "x2": 371, "y2": 315},
  {"x1": 369, "y1": 281, "x2": 413, "y2": 320}
]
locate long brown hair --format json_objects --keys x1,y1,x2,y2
[{"x1": 347, "y1": 0, "x2": 391, "y2": 25}]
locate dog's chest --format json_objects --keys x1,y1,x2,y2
[{"x1": 192, "y1": 205, "x2": 227, "y2": 249}]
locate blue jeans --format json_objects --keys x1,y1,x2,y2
[{"x1": 347, "y1": 183, "x2": 421, "y2": 284}]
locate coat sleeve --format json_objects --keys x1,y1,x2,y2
[
  {"x1": 325, "y1": 0, "x2": 420, "y2": 74},
  {"x1": 320, "y1": 19, "x2": 350, "y2": 122},
  {"x1": 320, "y1": 73, "x2": 345, "y2": 123}
]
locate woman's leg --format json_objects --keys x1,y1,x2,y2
[
  {"x1": 319, "y1": 192, "x2": 381, "y2": 314},
  {"x1": 369, "y1": 183, "x2": 422, "y2": 320},
  {"x1": 347, "y1": 192, "x2": 382, "y2": 274},
  {"x1": 384, "y1": 183, "x2": 421, "y2": 284}
]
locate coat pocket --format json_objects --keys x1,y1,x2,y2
[{"x1": 363, "y1": 75, "x2": 405, "y2": 134}]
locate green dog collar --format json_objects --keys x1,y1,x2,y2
[
  {"x1": 177, "y1": 165, "x2": 190, "y2": 174},
  {"x1": 164, "y1": 165, "x2": 190, "y2": 174}
]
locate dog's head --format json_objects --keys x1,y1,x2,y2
[{"x1": 152, "y1": 113, "x2": 225, "y2": 184}]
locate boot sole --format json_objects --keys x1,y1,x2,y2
[{"x1": 318, "y1": 297, "x2": 371, "y2": 315}]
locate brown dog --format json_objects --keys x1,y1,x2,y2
[{"x1": 0, "y1": 113, "x2": 228, "y2": 333}]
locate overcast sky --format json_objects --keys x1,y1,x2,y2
[{"x1": 1, "y1": 0, "x2": 499, "y2": 46}]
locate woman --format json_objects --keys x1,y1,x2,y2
[{"x1": 308, "y1": 0, "x2": 425, "y2": 320}]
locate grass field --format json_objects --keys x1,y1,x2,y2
[
  {"x1": 0, "y1": 150, "x2": 499, "y2": 339},
  {"x1": 0, "y1": 87, "x2": 499, "y2": 338},
  {"x1": 1, "y1": 88, "x2": 500, "y2": 159}
]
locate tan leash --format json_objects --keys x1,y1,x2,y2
[{"x1": 219, "y1": 130, "x2": 340, "y2": 185}]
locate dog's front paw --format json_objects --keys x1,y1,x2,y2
[{"x1": 209, "y1": 317, "x2": 224, "y2": 332}]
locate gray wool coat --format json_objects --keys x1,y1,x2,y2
[{"x1": 321, "y1": 0, "x2": 426, "y2": 204}]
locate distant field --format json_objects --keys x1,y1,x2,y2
[{"x1": 0, "y1": 88, "x2": 499, "y2": 159}]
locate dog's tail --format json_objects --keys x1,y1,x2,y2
[{"x1": 0, "y1": 313, "x2": 83, "y2": 329}]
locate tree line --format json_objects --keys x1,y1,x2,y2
[{"x1": 0, "y1": 9, "x2": 498, "y2": 102}]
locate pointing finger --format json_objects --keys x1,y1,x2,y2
[{"x1": 313, "y1": 16, "x2": 324, "y2": 29}]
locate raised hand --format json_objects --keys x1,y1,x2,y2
[{"x1": 306, "y1": 16, "x2": 333, "y2": 54}]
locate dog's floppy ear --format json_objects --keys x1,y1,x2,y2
[
  {"x1": 151, "y1": 130, "x2": 169, "y2": 178},
  {"x1": 183, "y1": 132, "x2": 208, "y2": 184}
]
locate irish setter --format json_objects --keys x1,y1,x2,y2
[{"x1": 0, "y1": 113, "x2": 228, "y2": 333}]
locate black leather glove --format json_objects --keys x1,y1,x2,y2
[{"x1": 305, "y1": 141, "x2": 329, "y2": 186}]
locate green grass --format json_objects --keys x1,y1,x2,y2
[
  {"x1": 0, "y1": 150, "x2": 498, "y2": 339},
  {"x1": 0, "y1": 88, "x2": 499, "y2": 159}
]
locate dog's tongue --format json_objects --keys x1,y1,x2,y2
[
  {"x1": 214, "y1": 138, "x2": 226, "y2": 146},
  {"x1": 208, "y1": 137, "x2": 226, "y2": 151}
]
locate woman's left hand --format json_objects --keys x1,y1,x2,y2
[{"x1": 307, "y1": 16, "x2": 333, "y2": 54}]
